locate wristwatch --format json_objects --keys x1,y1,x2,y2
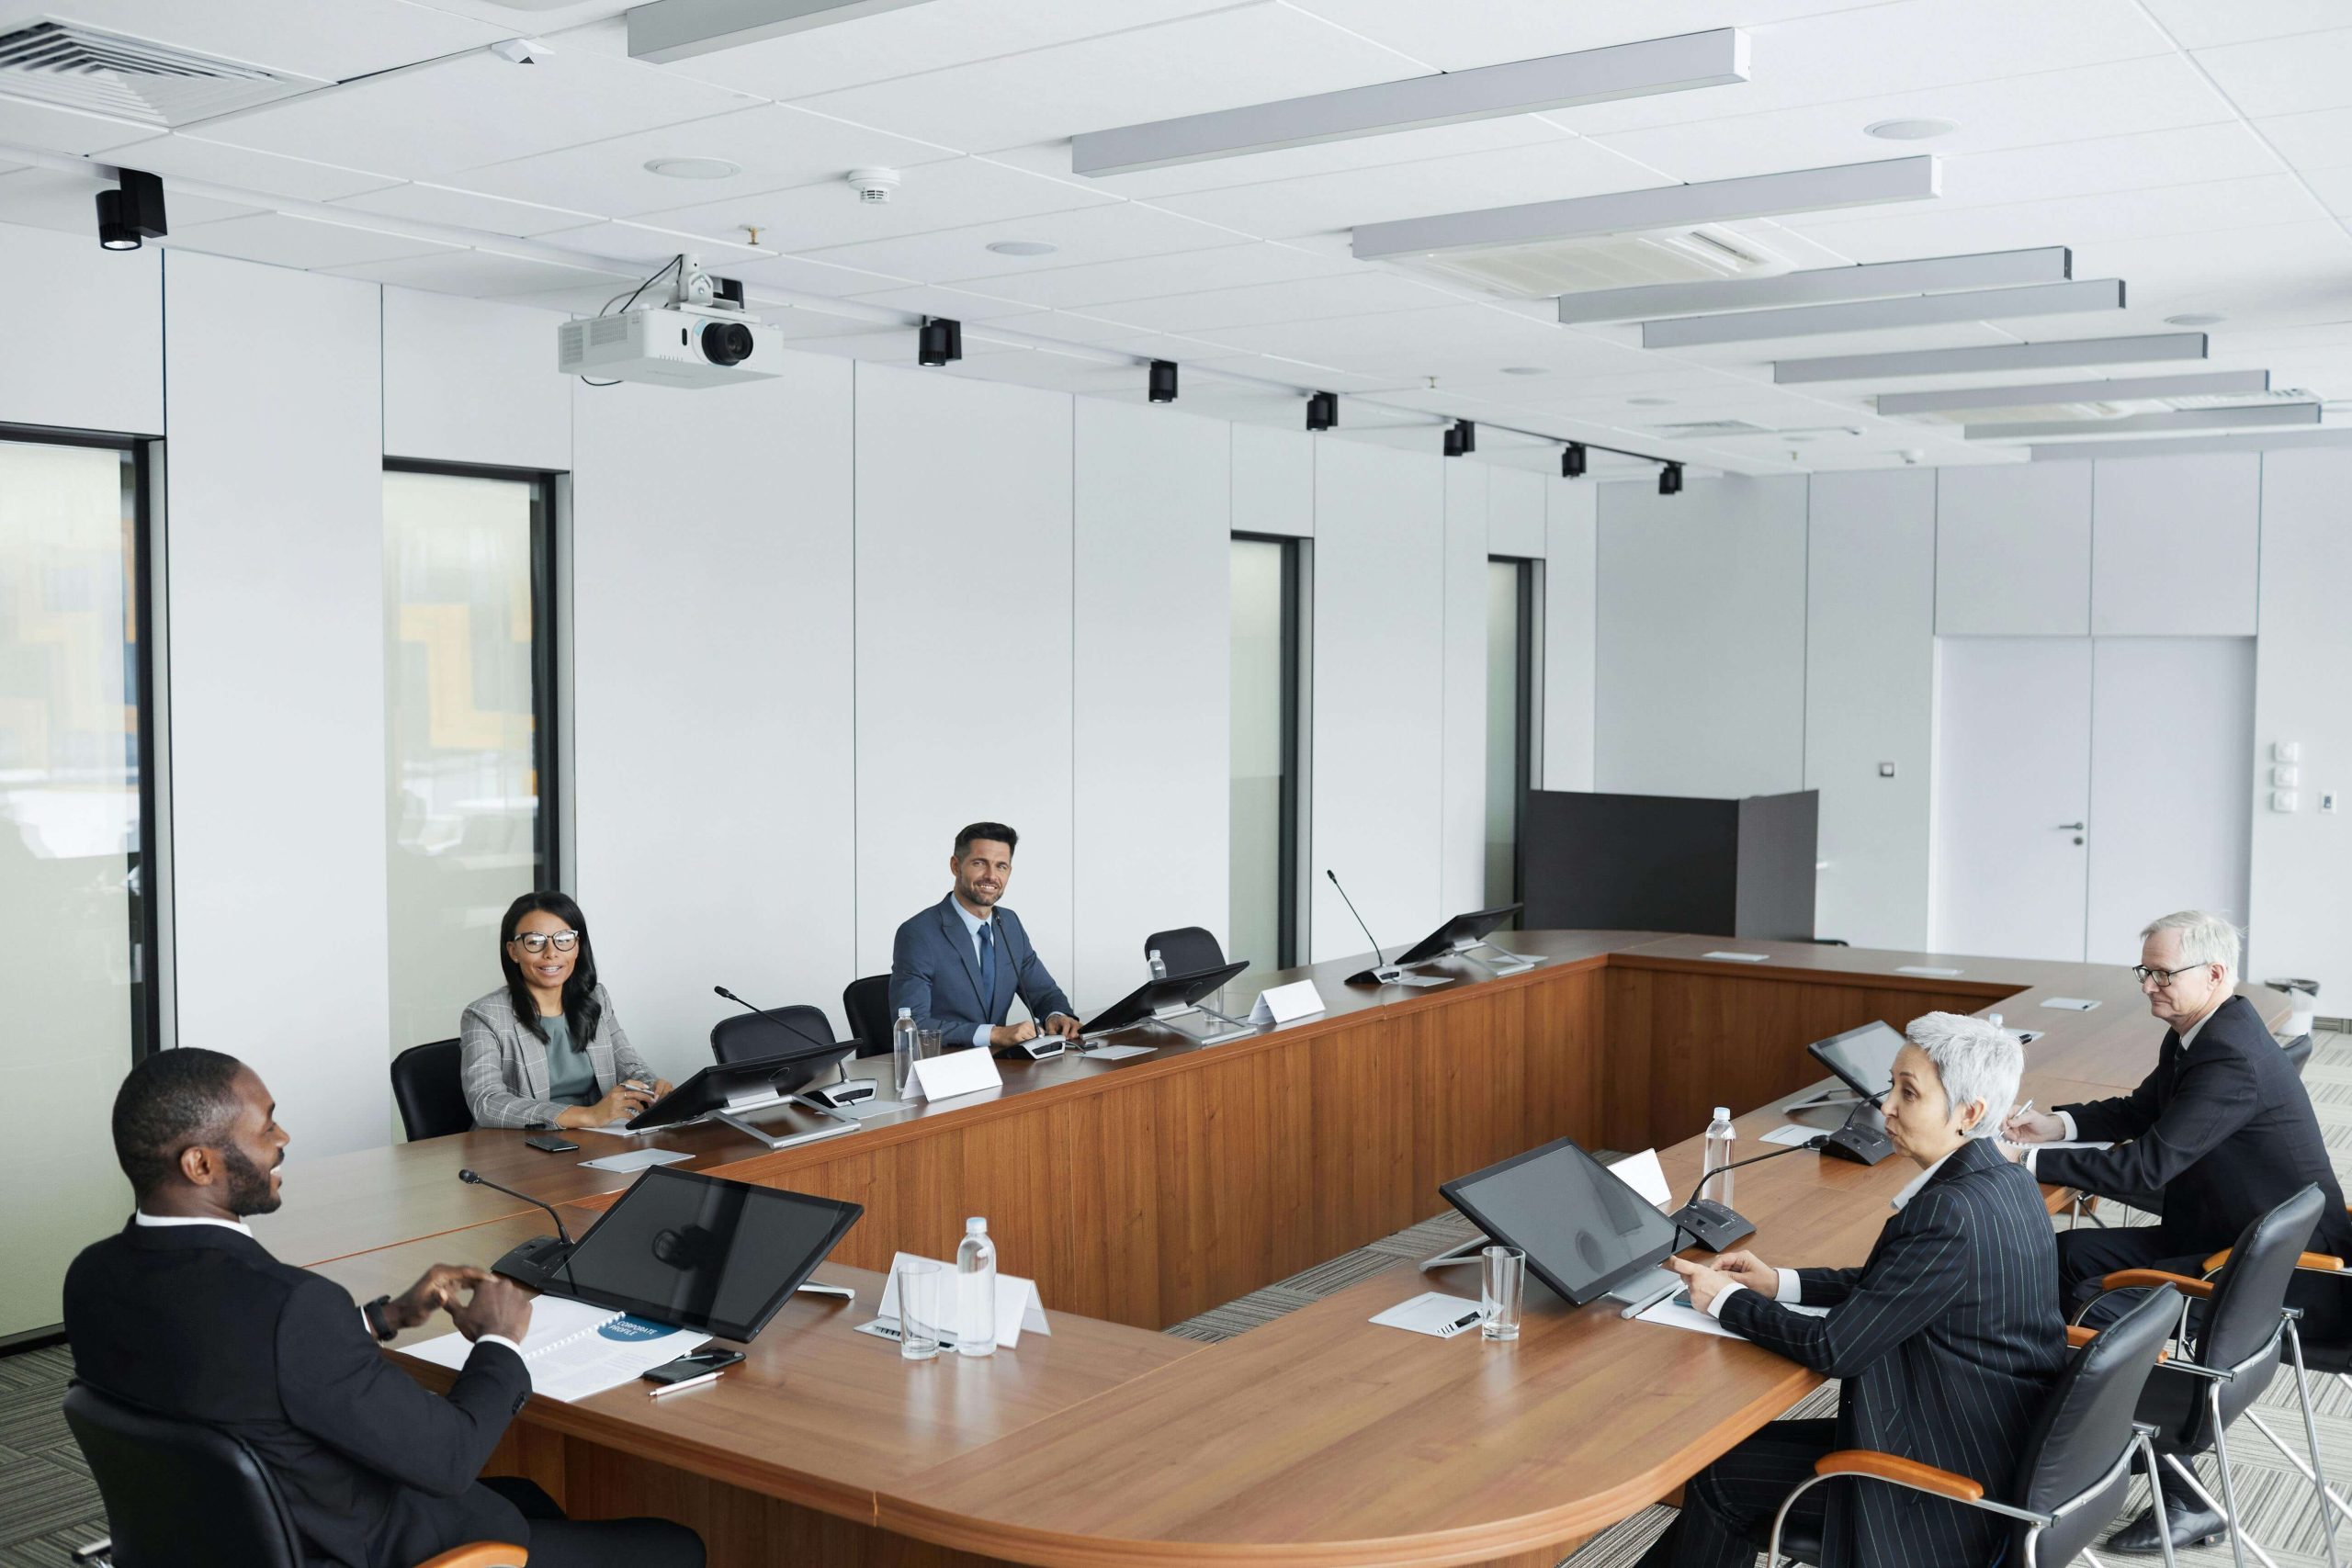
[{"x1": 365, "y1": 1295, "x2": 398, "y2": 1343}]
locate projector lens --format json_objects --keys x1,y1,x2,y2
[{"x1": 701, "y1": 321, "x2": 753, "y2": 367}]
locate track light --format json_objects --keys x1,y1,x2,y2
[
  {"x1": 917, "y1": 316, "x2": 962, "y2": 367},
  {"x1": 1443, "y1": 419, "x2": 1476, "y2": 457},
  {"x1": 1562, "y1": 443, "x2": 1588, "y2": 479},
  {"x1": 96, "y1": 168, "x2": 166, "y2": 252},
  {"x1": 1148, "y1": 359, "x2": 1178, "y2": 404},
  {"x1": 1657, "y1": 462, "x2": 1684, "y2": 496},
  {"x1": 1305, "y1": 390, "x2": 1338, "y2": 431}
]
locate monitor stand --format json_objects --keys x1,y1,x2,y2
[
  {"x1": 709, "y1": 1092, "x2": 865, "y2": 1152},
  {"x1": 1143, "y1": 999, "x2": 1255, "y2": 1047},
  {"x1": 1447, "y1": 936, "x2": 1543, "y2": 976},
  {"x1": 1419, "y1": 1234, "x2": 1488, "y2": 1272}
]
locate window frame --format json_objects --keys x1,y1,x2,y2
[
  {"x1": 1232, "y1": 531, "x2": 1309, "y2": 970},
  {"x1": 1489, "y1": 553, "x2": 1542, "y2": 909}
]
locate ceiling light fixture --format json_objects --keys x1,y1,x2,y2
[
  {"x1": 1443, "y1": 419, "x2": 1476, "y2": 457},
  {"x1": 630, "y1": 0, "x2": 937, "y2": 62},
  {"x1": 644, "y1": 156, "x2": 741, "y2": 179},
  {"x1": 1875, "y1": 368, "x2": 2273, "y2": 417},
  {"x1": 1148, "y1": 359, "x2": 1178, "y2": 404},
  {"x1": 1352, "y1": 156, "x2": 1938, "y2": 263},
  {"x1": 1775, "y1": 331, "x2": 2208, "y2": 384},
  {"x1": 1073, "y1": 29, "x2": 1747, "y2": 176},
  {"x1": 1657, "y1": 462, "x2": 1684, "y2": 496},
  {"x1": 2028, "y1": 428, "x2": 2352, "y2": 461},
  {"x1": 1500, "y1": 366, "x2": 1548, "y2": 376},
  {"x1": 1640, "y1": 276, "x2": 2123, "y2": 349},
  {"x1": 1865, "y1": 117, "x2": 1958, "y2": 140},
  {"x1": 95, "y1": 168, "x2": 165, "y2": 252},
  {"x1": 1558, "y1": 246, "x2": 2072, "y2": 325},
  {"x1": 1306, "y1": 390, "x2": 1338, "y2": 432},
  {"x1": 986, "y1": 240, "x2": 1057, "y2": 256},
  {"x1": 1965, "y1": 402, "x2": 2320, "y2": 442},
  {"x1": 1629, "y1": 396, "x2": 1676, "y2": 406},
  {"x1": 918, "y1": 316, "x2": 962, "y2": 367},
  {"x1": 1562, "y1": 443, "x2": 1588, "y2": 478},
  {"x1": 2166, "y1": 312, "x2": 2227, "y2": 327}
]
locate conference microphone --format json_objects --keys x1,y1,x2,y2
[
  {"x1": 1326, "y1": 870, "x2": 1405, "y2": 987},
  {"x1": 1668, "y1": 1137, "x2": 1826, "y2": 1255},
  {"x1": 459, "y1": 1168, "x2": 581, "y2": 1296},
  {"x1": 712, "y1": 985, "x2": 875, "y2": 1109}
]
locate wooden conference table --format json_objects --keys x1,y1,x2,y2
[{"x1": 266, "y1": 932, "x2": 2291, "y2": 1568}]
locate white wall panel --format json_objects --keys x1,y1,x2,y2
[
  {"x1": 384, "y1": 288, "x2": 572, "y2": 471},
  {"x1": 2089, "y1": 453, "x2": 2258, "y2": 637},
  {"x1": 2249, "y1": 449, "x2": 2352, "y2": 1000},
  {"x1": 1935, "y1": 462, "x2": 2092, "y2": 637},
  {"x1": 854, "y1": 367, "x2": 1076, "y2": 993},
  {"x1": 1439, "y1": 461, "x2": 1487, "y2": 914},
  {"x1": 1805, "y1": 469, "x2": 1936, "y2": 949},
  {"x1": 1309, "y1": 438, "x2": 1445, "y2": 962},
  {"x1": 1231, "y1": 423, "x2": 1313, "y2": 538},
  {"x1": 1595, "y1": 474, "x2": 1808, "y2": 800},
  {"x1": 1543, "y1": 478, "x2": 1597, "y2": 793},
  {"x1": 571, "y1": 353, "x2": 854, "y2": 1081},
  {"x1": 1073, "y1": 400, "x2": 1228, "y2": 1007},
  {"x1": 1487, "y1": 466, "x2": 1546, "y2": 558},
  {"x1": 0, "y1": 220, "x2": 162, "y2": 434},
  {"x1": 164, "y1": 252, "x2": 389, "y2": 1155}
]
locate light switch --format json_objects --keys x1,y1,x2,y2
[
  {"x1": 2275, "y1": 765, "x2": 2301, "y2": 788},
  {"x1": 2276, "y1": 740, "x2": 2302, "y2": 763},
  {"x1": 1877, "y1": 761, "x2": 1896, "y2": 778},
  {"x1": 2273, "y1": 789, "x2": 2301, "y2": 813},
  {"x1": 2324, "y1": 792, "x2": 2340, "y2": 816}
]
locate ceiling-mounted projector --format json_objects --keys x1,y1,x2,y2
[{"x1": 556, "y1": 254, "x2": 782, "y2": 388}]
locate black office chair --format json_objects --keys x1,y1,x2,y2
[
  {"x1": 390, "y1": 1039, "x2": 470, "y2": 1142},
  {"x1": 709, "y1": 1004, "x2": 837, "y2": 1065},
  {"x1": 1762, "y1": 1283, "x2": 2183, "y2": 1568},
  {"x1": 62, "y1": 1382, "x2": 526, "y2": 1568},
  {"x1": 2282, "y1": 1032, "x2": 2315, "y2": 1075},
  {"x1": 842, "y1": 974, "x2": 893, "y2": 1058},
  {"x1": 1145, "y1": 926, "x2": 1227, "y2": 976},
  {"x1": 2077, "y1": 1183, "x2": 2334, "y2": 1568}
]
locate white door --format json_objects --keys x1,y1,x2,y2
[
  {"x1": 1931, "y1": 639, "x2": 2093, "y2": 960},
  {"x1": 2086, "y1": 638, "x2": 2255, "y2": 965}
]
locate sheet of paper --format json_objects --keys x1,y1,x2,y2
[
  {"x1": 1607, "y1": 1147, "x2": 1672, "y2": 1210},
  {"x1": 1702, "y1": 950, "x2": 1770, "y2": 963},
  {"x1": 1759, "y1": 1122, "x2": 1820, "y2": 1147},
  {"x1": 1635, "y1": 1292, "x2": 1828, "y2": 1340},
  {"x1": 579, "y1": 1145, "x2": 693, "y2": 1173},
  {"x1": 1896, "y1": 964, "x2": 1964, "y2": 977},
  {"x1": 874, "y1": 1251, "x2": 1051, "y2": 1348},
  {"x1": 1370, "y1": 1291, "x2": 1487, "y2": 1339},
  {"x1": 1250, "y1": 978, "x2": 1326, "y2": 1025},
  {"x1": 567, "y1": 1120, "x2": 646, "y2": 1138},
  {"x1": 1080, "y1": 1043, "x2": 1156, "y2": 1061},
  {"x1": 531, "y1": 1320, "x2": 708, "y2": 1403},
  {"x1": 2041, "y1": 997, "x2": 2101, "y2": 1011},
  {"x1": 401, "y1": 1294, "x2": 618, "y2": 1371},
  {"x1": 831, "y1": 1095, "x2": 909, "y2": 1120},
  {"x1": 2039, "y1": 1139, "x2": 2116, "y2": 1150}
]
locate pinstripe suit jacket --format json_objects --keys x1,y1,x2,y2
[
  {"x1": 457, "y1": 985, "x2": 653, "y2": 1129},
  {"x1": 1719, "y1": 1135, "x2": 2066, "y2": 1568}
]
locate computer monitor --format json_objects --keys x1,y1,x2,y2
[
  {"x1": 1805, "y1": 1020, "x2": 1910, "y2": 1107},
  {"x1": 1439, "y1": 1135, "x2": 1682, "y2": 1306},
  {"x1": 1393, "y1": 903, "x2": 1524, "y2": 965},
  {"x1": 627, "y1": 1043, "x2": 851, "y2": 1132},
  {"x1": 1079, "y1": 962, "x2": 1249, "y2": 1036},
  {"x1": 552, "y1": 1165, "x2": 861, "y2": 1341}
]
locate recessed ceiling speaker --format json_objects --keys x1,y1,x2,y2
[
  {"x1": 918, "y1": 316, "x2": 961, "y2": 367},
  {"x1": 96, "y1": 168, "x2": 166, "y2": 252},
  {"x1": 1305, "y1": 390, "x2": 1338, "y2": 431},
  {"x1": 1562, "y1": 443, "x2": 1588, "y2": 479},
  {"x1": 1657, "y1": 461, "x2": 1684, "y2": 496},
  {"x1": 1442, "y1": 419, "x2": 1476, "y2": 457},
  {"x1": 1148, "y1": 359, "x2": 1178, "y2": 403}
]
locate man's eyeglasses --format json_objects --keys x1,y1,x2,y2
[
  {"x1": 2131, "y1": 962, "x2": 2207, "y2": 986},
  {"x1": 510, "y1": 931, "x2": 580, "y2": 955}
]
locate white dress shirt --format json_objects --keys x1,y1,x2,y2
[
  {"x1": 1703, "y1": 1145, "x2": 1963, "y2": 1319},
  {"x1": 2022, "y1": 1006, "x2": 2216, "y2": 1175}
]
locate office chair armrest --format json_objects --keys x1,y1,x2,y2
[
  {"x1": 1814, "y1": 1450, "x2": 1985, "y2": 1503},
  {"x1": 2065, "y1": 1324, "x2": 2097, "y2": 1348},
  {"x1": 414, "y1": 1545, "x2": 528, "y2": 1568},
  {"x1": 2200, "y1": 1247, "x2": 2346, "y2": 1276},
  {"x1": 2100, "y1": 1269, "x2": 2213, "y2": 1299},
  {"x1": 69, "y1": 1540, "x2": 109, "y2": 1565}
]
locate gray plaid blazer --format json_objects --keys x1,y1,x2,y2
[{"x1": 458, "y1": 985, "x2": 652, "y2": 1129}]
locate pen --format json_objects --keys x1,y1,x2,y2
[
  {"x1": 2006, "y1": 1099, "x2": 2034, "y2": 1132},
  {"x1": 649, "y1": 1370, "x2": 726, "y2": 1398}
]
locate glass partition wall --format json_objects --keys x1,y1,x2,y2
[
  {"x1": 1229, "y1": 535, "x2": 1305, "y2": 983},
  {"x1": 1486, "y1": 558, "x2": 1537, "y2": 914}
]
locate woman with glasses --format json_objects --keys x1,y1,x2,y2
[{"x1": 458, "y1": 891, "x2": 673, "y2": 1130}]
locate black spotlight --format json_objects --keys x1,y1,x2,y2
[
  {"x1": 96, "y1": 169, "x2": 167, "y2": 252},
  {"x1": 1148, "y1": 359, "x2": 1178, "y2": 403},
  {"x1": 1562, "y1": 442, "x2": 1588, "y2": 479},
  {"x1": 1305, "y1": 390, "x2": 1338, "y2": 431},
  {"x1": 918, "y1": 316, "x2": 963, "y2": 367},
  {"x1": 1442, "y1": 419, "x2": 1476, "y2": 457},
  {"x1": 1658, "y1": 461, "x2": 1684, "y2": 496}
]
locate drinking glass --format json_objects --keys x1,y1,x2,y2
[
  {"x1": 897, "y1": 1258, "x2": 947, "y2": 1361},
  {"x1": 1480, "y1": 1245, "x2": 1525, "y2": 1342},
  {"x1": 916, "y1": 1027, "x2": 944, "y2": 1061}
]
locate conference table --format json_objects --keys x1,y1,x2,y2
[{"x1": 263, "y1": 931, "x2": 2296, "y2": 1568}]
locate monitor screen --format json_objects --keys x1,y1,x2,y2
[
  {"x1": 560, "y1": 1166, "x2": 861, "y2": 1341},
  {"x1": 1440, "y1": 1135, "x2": 1681, "y2": 1306},
  {"x1": 1806, "y1": 1021, "x2": 1910, "y2": 1105}
]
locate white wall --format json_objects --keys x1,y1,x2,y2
[
  {"x1": 2090, "y1": 453, "x2": 2258, "y2": 637},
  {"x1": 1935, "y1": 462, "x2": 2091, "y2": 636},
  {"x1": 1542, "y1": 477, "x2": 1597, "y2": 793},
  {"x1": 0, "y1": 221, "x2": 162, "y2": 435},
  {"x1": 1231, "y1": 423, "x2": 1313, "y2": 539},
  {"x1": 384, "y1": 288, "x2": 572, "y2": 471}
]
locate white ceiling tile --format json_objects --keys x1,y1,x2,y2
[
  {"x1": 966, "y1": 241, "x2": 1356, "y2": 310},
  {"x1": 792, "y1": 6, "x2": 1426, "y2": 155},
  {"x1": 1781, "y1": 175, "x2": 2330, "y2": 258},
  {"x1": 801, "y1": 198, "x2": 1246, "y2": 283},
  {"x1": 1916, "y1": 122, "x2": 2285, "y2": 210},
  {"x1": 331, "y1": 182, "x2": 598, "y2": 237},
  {"x1": 840, "y1": 284, "x2": 1046, "y2": 322},
  {"x1": 0, "y1": 96, "x2": 164, "y2": 157},
  {"x1": 989, "y1": 115, "x2": 1572, "y2": 201},
  {"x1": 1279, "y1": 0, "x2": 1889, "y2": 73},
  {"x1": 2146, "y1": 0, "x2": 2350, "y2": 49},
  {"x1": 25, "y1": 0, "x2": 510, "y2": 82},
  {"x1": 965, "y1": 309, "x2": 1168, "y2": 346},
  {"x1": 534, "y1": 217, "x2": 770, "y2": 265},
  {"x1": 0, "y1": 164, "x2": 263, "y2": 235},
  {"x1": 786, "y1": 326, "x2": 1032, "y2": 364},
  {"x1": 624, "y1": 154, "x2": 1114, "y2": 253},
  {"x1": 318, "y1": 248, "x2": 635, "y2": 296},
  {"x1": 1200, "y1": 303, "x2": 1657, "y2": 380},
  {"x1": 164, "y1": 209, "x2": 460, "y2": 268},
  {"x1": 2252, "y1": 106, "x2": 2352, "y2": 170},
  {"x1": 445, "y1": 103, "x2": 961, "y2": 219},
  {"x1": 89, "y1": 132, "x2": 399, "y2": 201},
  {"x1": 2301, "y1": 165, "x2": 2352, "y2": 217},
  {"x1": 716, "y1": 250, "x2": 908, "y2": 298},
  {"x1": 2196, "y1": 28, "x2": 2352, "y2": 118},
  {"x1": 1188, "y1": 355, "x2": 1407, "y2": 394},
  {"x1": 189, "y1": 46, "x2": 760, "y2": 180},
  {"x1": 1092, "y1": 271, "x2": 1476, "y2": 334}
]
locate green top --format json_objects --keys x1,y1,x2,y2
[{"x1": 539, "y1": 1011, "x2": 599, "y2": 1106}]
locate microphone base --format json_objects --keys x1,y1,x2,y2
[
  {"x1": 1344, "y1": 965, "x2": 1453, "y2": 989},
  {"x1": 491, "y1": 1235, "x2": 574, "y2": 1292},
  {"x1": 1820, "y1": 1122, "x2": 1895, "y2": 1165},
  {"x1": 1668, "y1": 1199, "x2": 1756, "y2": 1255},
  {"x1": 994, "y1": 1037, "x2": 1066, "y2": 1061},
  {"x1": 804, "y1": 1079, "x2": 877, "y2": 1110}
]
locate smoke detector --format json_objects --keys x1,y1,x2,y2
[{"x1": 846, "y1": 167, "x2": 900, "y2": 204}]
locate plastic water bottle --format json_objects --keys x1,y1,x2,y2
[
  {"x1": 1148, "y1": 947, "x2": 1169, "y2": 981},
  {"x1": 956, "y1": 1216, "x2": 997, "y2": 1358},
  {"x1": 1702, "y1": 1107, "x2": 1737, "y2": 1207},
  {"x1": 891, "y1": 1008, "x2": 918, "y2": 1098}
]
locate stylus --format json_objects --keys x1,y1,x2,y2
[{"x1": 649, "y1": 1369, "x2": 727, "y2": 1398}]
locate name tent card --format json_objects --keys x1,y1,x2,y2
[
  {"x1": 1250, "y1": 979, "x2": 1326, "y2": 1025},
  {"x1": 904, "y1": 1046, "x2": 1002, "y2": 1103},
  {"x1": 868, "y1": 1250, "x2": 1051, "y2": 1348}
]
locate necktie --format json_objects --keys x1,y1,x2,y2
[{"x1": 978, "y1": 920, "x2": 997, "y2": 1016}]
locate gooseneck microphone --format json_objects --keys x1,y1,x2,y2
[
  {"x1": 1326, "y1": 870, "x2": 1403, "y2": 986},
  {"x1": 1668, "y1": 1137, "x2": 1826, "y2": 1255},
  {"x1": 714, "y1": 984, "x2": 834, "y2": 1054},
  {"x1": 459, "y1": 1168, "x2": 580, "y2": 1296},
  {"x1": 713, "y1": 985, "x2": 875, "y2": 1111}
]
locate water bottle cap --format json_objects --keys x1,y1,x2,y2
[
  {"x1": 966, "y1": 1216, "x2": 987, "y2": 1234},
  {"x1": 898, "y1": 1007, "x2": 912, "y2": 1018},
  {"x1": 1713, "y1": 1107, "x2": 1731, "y2": 1122}
]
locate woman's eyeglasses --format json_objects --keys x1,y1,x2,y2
[{"x1": 510, "y1": 931, "x2": 579, "y2": 955}]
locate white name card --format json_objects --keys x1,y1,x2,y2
[
  {"x1": 2041, "y1": 997, "x2": 2101, "y2": 1011},
  {"x1": 1250, "y1": 978, "x2": 1326, "y2": 1025},
  {"x1": 876, "y1": 1250, "x2": 1052, "y2": 1348},
  {"x1": 1702, "y1": 950, "x2": 1770, "y2": 963},
  {"x1": 904, "y1": 1046, "x2": 1002, "y2": 1103},
  {"x1": 1607, "y1": 1147, "x2": 1673, "y2": 1212}
]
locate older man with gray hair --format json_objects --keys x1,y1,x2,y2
[{"x1": 2004, "y1": 908, "x2": 2351, "y2": 1551}]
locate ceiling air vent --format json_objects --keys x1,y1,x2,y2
[
  {"x1": 1383, "y1": 224, "x2": 1791, "y2": 300},
  {"x1": 1651, "y1": 419, "x2": 1772, "y2": 438},
  {"x1": 0, "y1": 20, "x2": 317, "y2": 128}
]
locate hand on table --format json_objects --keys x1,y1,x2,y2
[
  {"x1": 383, "y1": 1264, "x2": 492, "y2": 1332},
  {"x1": 2003, "y1": 1108, "x2": 2064, "y2": 1144},
  {"x1": 448, "y1": 1274, "x2": 534, "y2": 1344},
  {"x1": 989, "y1": 1021, "x2": 1037, "y2": 1048},
  {"x1": 1043, "y1": 1013, "x2": 1080, "y2": 1041},
  {"x1": 1667, "y1": 1255, "x2": 1736, "y2": 1315},
  {"x1": 560, "y1": 1080, "x2": 657, "y2": 1128}
]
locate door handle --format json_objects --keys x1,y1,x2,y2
[{"x1": 2055, "y1": 822, "x2": 2085, "y2": 831}]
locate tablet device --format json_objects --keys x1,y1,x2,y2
[
  {"x1": 1439, "y1": 1135, "x2": 1681, "y2": 1306},
  {"x1": 1805, "y1": 1020, "x2": 1909, "y2": 1107},
  {"x1": 1079, "y1": 962, "x2": 1250, "y2": 1036},
  {"x1": 627, "y1": 1045, "x2": 851, "y2": 1132},
  {"x1": 1393, "y1": 903, "x2": 1523, "y2": 966},
  {"x1": 552, "y1": 1165, "x2": 860, "y2": 1341}
]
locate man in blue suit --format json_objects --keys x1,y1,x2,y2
[{"x1": 890, "y1": 822, "x2": 1080, "y2": 1051}]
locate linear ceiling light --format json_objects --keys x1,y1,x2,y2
[
  {"x1": 1877, "y1": 368, "x2": 2272, "y2": 417},
  {"x1": 1071, "y1": 29, "x2": 1747, "y2": 177},
  {"x1": 1640, "y1": 277, "x2": 2122, "y2": 349},
  {"x1": 2029, "y1": 428, "x2": 2352, "y2": 461},
  {"x1": 1354, "y1": 156, "x2": 1936, "y2": 262},
  {"x1": 628, "y1": 0, "x2": 936, "y2": 62},
  {"x1": 1966, "y1": 403, "x2": 2320, "y2": 442},
  {"x1": 1774, "y1": 331, "x2": 2205, "y2": 385},
  {"x1": 1557, "y1": 246, "x2": 2071, "y2": 324}
]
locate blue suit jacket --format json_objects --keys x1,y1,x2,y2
[{"x1": 890, "y1": 894, "x2": 1074, "y2": 1047}]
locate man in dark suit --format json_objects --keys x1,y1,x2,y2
[
  {"x1": 2004, "y1": 908, "x2": 2352, "y2": 1551},
  {"x1": 1641, "y1": 1013, "x2": 2065, "y2": 1568},
  {"x1": 62, "y1": 1049, "x2": 703, "y2": 1568},
  {"x1": 890, "y1": 820, "x2": 1080, "y2": 1051}
]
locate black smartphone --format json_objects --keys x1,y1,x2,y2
[
  {"x1": 525, "y1": 1134, "x2": 580, "y2": 1153},
  {"x1": 641, "y1": 1348, "x2": 745, "y2": 1385}
]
